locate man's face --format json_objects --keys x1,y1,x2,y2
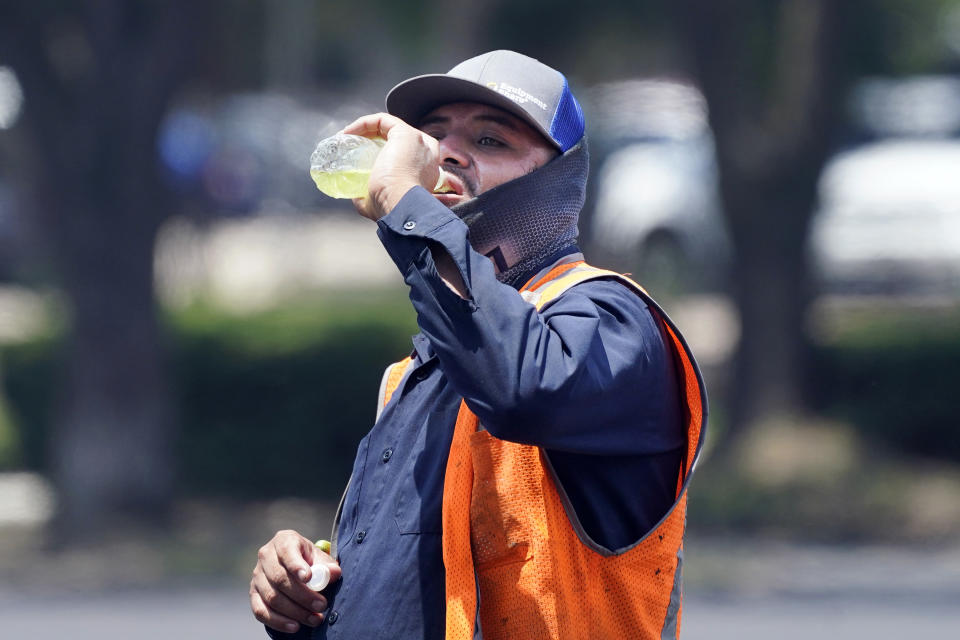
[{"x1": 418, "y1": 102, "x2": 558, "y2": 207}]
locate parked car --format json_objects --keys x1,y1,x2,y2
[
  {"x1": 586, "y1": 80, "x2": 960, "y2": 298},
  {"x1": 810, "y1": 138, "x2": 960, "y2": 296},
  {"x1": 584, "y1": 79, "x2": 729, "y2": 293},
  {"x1": 590, "y1": 135, "x2": 729, "y2": 293}
]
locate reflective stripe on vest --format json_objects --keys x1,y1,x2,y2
[
  {"x1": 380, "y1": 262, "x2": 707, "y2": 640},
  {"x1": 376, "y1": 356, "x2": 414, "y2": 421}
]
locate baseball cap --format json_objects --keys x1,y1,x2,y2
[{"x1": 385, "y1": 50, "x2": 585, "y2": 152}]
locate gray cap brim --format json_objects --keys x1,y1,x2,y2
[{"x1": 386, "y1": 74, "x2": 560, "y2": 150}]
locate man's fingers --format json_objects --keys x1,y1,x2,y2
[
  {"x1": 264, "y1": 557, "x2": 323, "y2": 610},
  {"x1": 342, "y1": 112, "x2": 404, "y2": 139},
  {"x1": 250, "y1": 530, "x2": 341, "y2": 633},
  {"x1": 257, "y1": 532, "x2": 328, "y2": 609},
  {"x1": 274, "y1": 530, "x2": 313, "y2": 581},
  {"x1": 340, "y1": 112, "x2": 442, "y2": 218},
  {"x1": 352, "y1": 195, "x2": 376, "y2": 219},
  {"x1": 250, "y1": 571, "x2": 327, "y2": 626},
  {"x1": 250, "y1": 588, "x2": 300, "y2": 633},
  {"x1": 250, "y1": 586, "x2": 323, "y2": 633}
]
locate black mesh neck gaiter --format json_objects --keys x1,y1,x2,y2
[{"x1": 450, "y1": 140, "x2": 588, "y2": 287}]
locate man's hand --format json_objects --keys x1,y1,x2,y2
[
  {"x1": 341, "y1": 112, "x2": 442, "y2": 220},
  {"x1": 250, "y1": 529, "x2": 342, "y2": 634}
]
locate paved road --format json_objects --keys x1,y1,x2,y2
[
  {"x1": 683, "y1": 593, "x2": 959, "y2": 639},
  {"x1": 1, "y1": 585, "x2": 957, "y2": 639},
  {"x1": 2, "y1": 537, "x2": 958, "y2": 638}
]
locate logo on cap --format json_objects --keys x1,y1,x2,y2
[{"x1": 484, "y1": 80, "x2": 549, "y2": 112}]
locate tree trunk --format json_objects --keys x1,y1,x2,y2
[
  {"x1": 725, "y1": 183, "x2": 814, "y2": 428},
  {"x1": 0, "y1": 1, "x2": 206, "y2": 538},
  {"x1": 51, "y1": 202, "x2": 174, "y2": 532},
  {"x1": 675, "y1": 0, "x2": 848, "y2": 448}
]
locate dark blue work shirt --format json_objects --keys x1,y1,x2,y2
[{"x1": 268, "y1": 187, "x2": 683, "y2": 639}]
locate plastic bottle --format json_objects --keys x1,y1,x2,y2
[
  {"x1": 306, "y1": 539, "x2": 333, "y2": 591},
  {"x1": 309, "y1": 133, "x2": 385, "y2": 199},
  {"x1": 309, "y1": 132, "x2": 450, "y2": 199}
]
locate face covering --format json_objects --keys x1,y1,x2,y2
[{"x1": 450, "y1": 139, "x2": 589, "y2": 288}]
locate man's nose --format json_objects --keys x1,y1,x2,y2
[{"x1": 438, "y1": 136, "x2": 470, "y2": 167}]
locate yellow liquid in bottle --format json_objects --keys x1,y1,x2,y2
[{"x1": 310, "y1": 169, "x2": 372, "y2": 199}]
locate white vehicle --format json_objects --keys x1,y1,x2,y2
[
  {"x1": 586, "y1": 79, "x2": 728, "y2": 293},
  {"x1": 589, "y1": 133, "x2": 728, "y2": 293},
  {"x1": 587, "y1": 81, "x2": 960, "y2": 297},
  {"x1": 811, "y1": 139, "x2": 960, "y2": 295}
]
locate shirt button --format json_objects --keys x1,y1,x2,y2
[
  {"x1": 381, "y1": 448, "x2": 393, "y2": 463},
  {"x1": 403, "y1": 220, "x2": 416, "y2": 230},
  {"x1": 414, "y1": 369, "x2": 428, "y2": 382},
  {"x1": 355, "y1": 530, "x2": 366, "y2": 544},
  {"x1": 327, "y1": 610, "x2": 339, "y2": 625}
]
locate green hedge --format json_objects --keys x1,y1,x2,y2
[
  {"x1": 0, "y1": 336, "x2": 58, "y2": 472},
  {"x1": 3, "y1": 295, "x2": 959, "y2": 504},
  {"x1": 0, "y1": 290, "x2": 418, "y2": 502},
  {"x1": 810, "y1": 305, "x2": 960, "y2": 461}
]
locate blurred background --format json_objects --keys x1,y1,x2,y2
[{"x1": 1, "y1": 0, "x2": 959, "y2": 637}]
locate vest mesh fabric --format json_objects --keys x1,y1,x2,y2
[
  {"x1": 443, "y1": 402, "x2": 481, "y2": 640},
  {"x1": 442, "y1": 264, "x2": 705, "y2": 640},
  {"x1": 380, "y1": 264, "x2": 706, "y2": 640},
  {"x1": 466, "y1": 427, "x2": 688, "y2": 639}
]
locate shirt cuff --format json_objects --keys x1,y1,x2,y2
[
  {"x1": 376, "y1": 186, "x2": 471, "y2": 275},
  {"x1": 264, "y1": 624, "x2": 310, "y2": 639}
]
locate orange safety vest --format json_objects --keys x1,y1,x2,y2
[{"x1": 378, "y1": 261, "x2": 707, "y2": 640}]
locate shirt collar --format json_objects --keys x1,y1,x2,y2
[{"x1": 411, "y1": 332, "x2": 434, "y2": 364}]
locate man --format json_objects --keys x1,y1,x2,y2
[{"x1": 250, "y1": 50, "x2": 707, "y2": 639}]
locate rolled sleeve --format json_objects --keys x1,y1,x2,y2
[
  {"x1": 376, "y1": 186, "x2": 474, "y2": 296},
  {"x1": 373, "y1": 187, "x2": 682, "y2": 456}
]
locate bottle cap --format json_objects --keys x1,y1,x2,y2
[{"x1": 306, "y1": 561, "x2": 330, "y2": 591}]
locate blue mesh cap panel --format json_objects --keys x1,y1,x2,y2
[{"x1": 549, "y1": 78, "x2": 586, "y2": 152}]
